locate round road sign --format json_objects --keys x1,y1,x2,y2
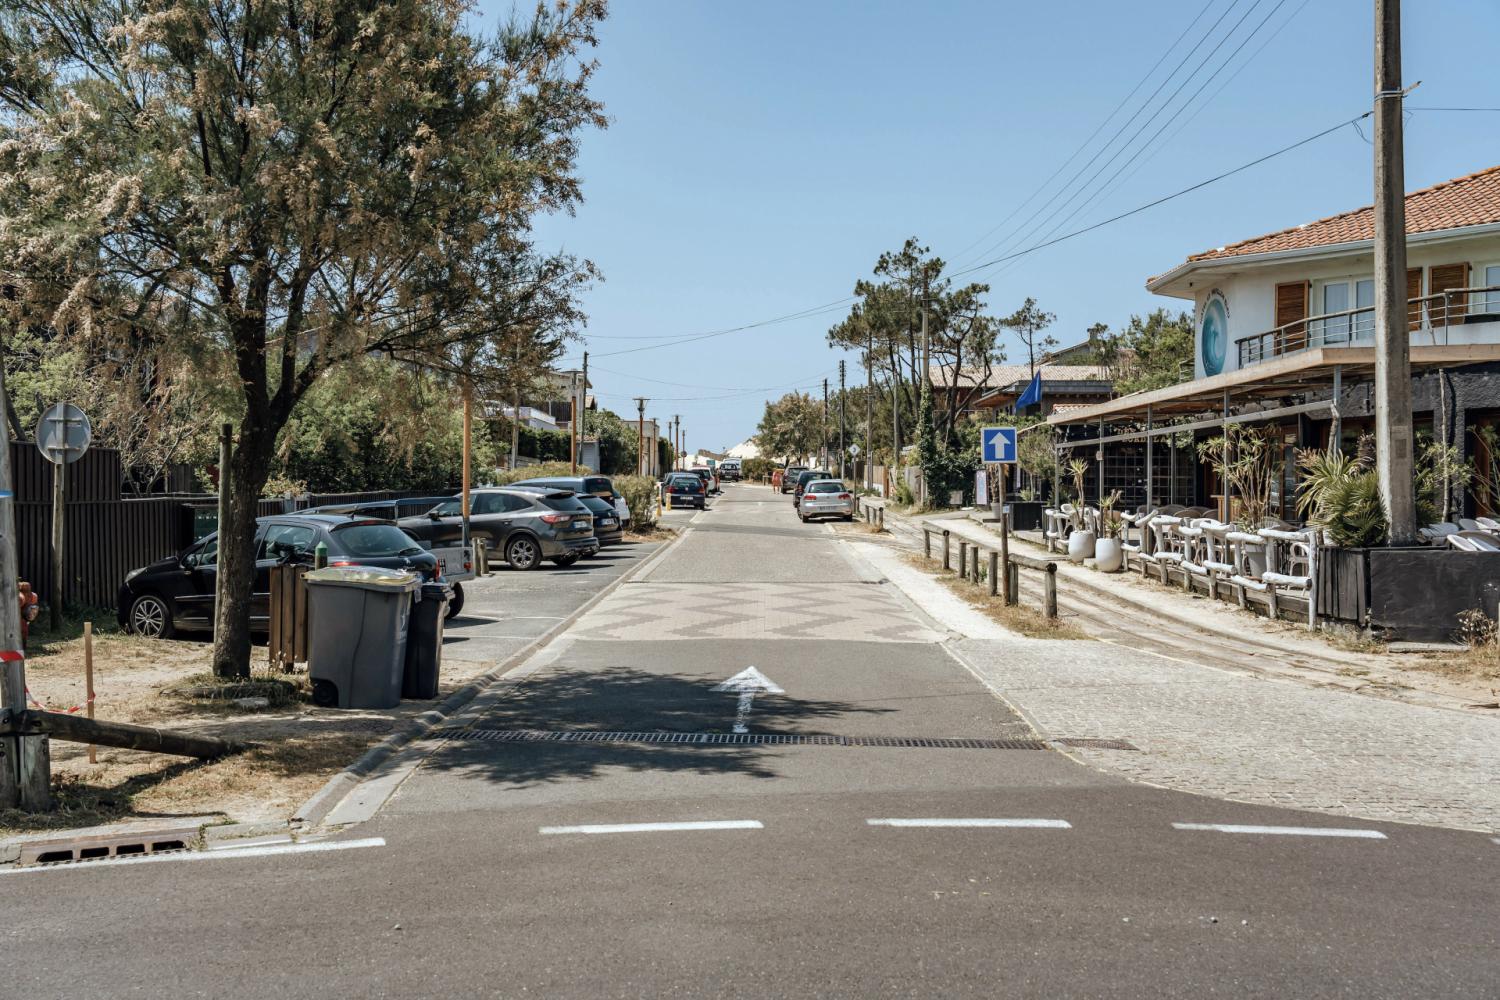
[{"x1": 35, "y1": 403, "x2": 92, "y2": 465}]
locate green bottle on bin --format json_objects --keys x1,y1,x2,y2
[{"x1": 313, "y1": 541, "x2": 328, "y2": 569}]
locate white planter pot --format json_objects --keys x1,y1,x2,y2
[
  {"x1": 1094, "y1": 537, "x2": 1123, "y2": 572},
  {"x1": 1067, "y1": 530, "x2": 1096, "y2": 564}
]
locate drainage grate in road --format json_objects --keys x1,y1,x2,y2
[
  {"x1": 436, "y1": 729, "x2": 1137, "y2": 751},
  {"x1": 1055, "y1": 737, "x2": 1140, "y2": 751}
]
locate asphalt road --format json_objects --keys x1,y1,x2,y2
[{"x1": 5, "y1": 484, "x2": 1497, "y2": 999}]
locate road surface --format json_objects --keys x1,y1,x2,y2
[{"x1": 6, "y1": 485, "x2": 1497, "y2": 998}]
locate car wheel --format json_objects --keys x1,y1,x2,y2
[
  {"x1": 444, "y1": 583, "x2": 465, "y2": 620},
  {"x1": 552, "y1": 553, "x2": 580, "y2": 567},
  {"x1": 506, "y1": 535, "x2": 541, "y2": 571},
  {"x1": 128, "y1": 593, "x2": 175, "y2": 639}
]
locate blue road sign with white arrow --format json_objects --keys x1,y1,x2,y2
[{"x1": 981, "y1": 426, "x2": 1017, "y2": 464}]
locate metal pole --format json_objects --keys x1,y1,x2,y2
[
  {"x1": 1373, "y1": 0, "x2": 1416, "y2": 544},
  {"x1": 570, "y1": 371, "x2": 579, "y2": 474},
  {"x1": 1145, "y1": 405, "x2": 1154, "y2": 510},
  {"x1": 49, "y1": 440, "x2": 63, "y2": 632},
  {"x1": 214, "y1": 423, "x2": 231, "y2": 641},
  {"x1": 0, "y1": 363, "x2": 48, "y2": 809},
  {"x1": 919, "y1": 296, "x2": 929, "y2": 507},
  {"x1": 822, "y1": 378, "x2": 829, "y2": 470}
]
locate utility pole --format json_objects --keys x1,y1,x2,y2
[
  {"x1": 569, "y1": 369, "x2": 578, "y2": 474},
  {"x1": 0, "y1": 363, "x2": 49, "y2": 809},
  {"x1": 865, "y1": 332, "x2": 874, "y2": 492},
  {"x1": 1374, "y1": 0, "x2": 1415, "y2": 545},
  {"x1": 838, "y1": 359, "x2": 847, "y2": 480},
  {"x1": 822, "y1": 378, "x2": 829, "y2": 469},
  {"x1": 578, "y1": 351, "x2": 589, "y2": 472},
  {"x1": 634, "y1": 397, "x2": 648, "y2": 476},
  {"x1": 673, "y1": 414, "x2": 681, "y2": 469},
  {"x1": 461, "y1": 378, "x2": 472, "y2": 546}
]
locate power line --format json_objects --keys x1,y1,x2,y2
[
  {"x1": 559, "y1": 298, "x2": 854, "y2": 364},
  {"x1": 988, "y1": 0, "x2": 1293, "y2": 280},
  {"x1": 947, "y1": 0, "x2": 1221, "y2": 265},
  {"x1": 949, "y1": 111, "x2": 1371, "y2": 280},
  {"x1": 973, "y1": 0, "x2": 1279, "y2": 273},
  {"x1": 957, "y1": 0, "x2": 1258, "y2": 270}
]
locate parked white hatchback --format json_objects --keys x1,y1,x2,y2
[{"x1": 798, "y1": 479, "x2": 855, "y2": 522}]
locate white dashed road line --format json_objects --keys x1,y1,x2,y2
[
  {"x1": 539, "y1": 821, "x2": 764, "y2": 836},
  {"x1": 1172, "y1": 823, "x2": 1387, "y2": 839},
  {"x1": 867, "y1": 818, "x2": 1072, "y2": 829}
]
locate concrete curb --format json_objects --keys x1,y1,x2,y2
[{"x1": 290, "y1": 529, "x2": 687, "y2": 830}]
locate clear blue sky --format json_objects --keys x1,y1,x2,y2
[{"x1": 497, "y1": 0, "x2": 1500, "y2": 453}]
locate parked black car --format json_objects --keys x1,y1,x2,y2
[
  {"x1": 663, "y1": 472, "x2": 707, "y2": 509},
  {"x1": 511, "y1": 487, "x2": 622, "y2": 547},
  {"x1": 398, "y1": 488, "x2": 596, "y2": 570},
  {"x1": 117, "y1": 514, "x2": 439, "y2": 639},
  {"x1": 780, "y1": 465, "x2": 808, "y2": 494}
]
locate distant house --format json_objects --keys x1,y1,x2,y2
[
  {"x1": 1047, "y1": 163, "x2": 1500, "y2": 516},
  {"x1": 928, "y1": 362, "x2": 1113, "y2": 420}
]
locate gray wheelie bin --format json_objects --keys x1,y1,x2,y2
[
  {"x1": 402, "y1": 582, "x2": 451, "y2": 699},
  {"x1": 305, "y1": 566, "x2": 421, "y2": 709}
]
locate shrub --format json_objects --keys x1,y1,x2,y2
[
  {"x1": 613, "y1": 475, "x2": 659, "y2": 529},
  {"x1": 491, "y1": 461, "x2": 590, "y2": 486},
  {"x1": 742, "y1": 456, "x2": 774, "y2": 482}
]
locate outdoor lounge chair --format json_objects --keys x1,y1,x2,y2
[
  {"x1": 1256, "y1": 527, "x2": 1319, "y2": 628},
  {"x1": 1476, "y1": 517, "x2": 1500, "y2": 533},
  {"x1": 1455, "y1": 530, "x2": 1500, "y2": 552},
  {"x1": 1119, "y1": 508, "x2": 1157, "y2": 571},
  {"x1": 1458, "y1": 518, "x2": 1481, "y2": 531},
  {"x1": 1448, "y1": 534, "x2": 1484, "y2": 552},
  {"x1": 1141, "y1": 514, "x2": 1186, "y2": 583}
]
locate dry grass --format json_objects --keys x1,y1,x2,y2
[
  {"x1": 2, "y1": 622, "x2": 497, "y2": 837},
  {"x1": 1403, "y1": 646, "x2": 1500, "y2": 702},
  {"x1": 898, "y1": 552, "x2": 1090, "y2": 641}
]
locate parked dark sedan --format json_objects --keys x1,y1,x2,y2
[
  {"x1": 398, "y1": 488, "x2": 596, "y2": 570},
  {"x1": 117, "y1": 514, "x2": 439, "y2": 639},
  {"x1": 510, "y1": 486, "x2": 622, "y2": 547},
  {"x1": 663, "y1": 472, "x2": 707, "y2": 509}
]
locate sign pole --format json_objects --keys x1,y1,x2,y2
[{"x1": 49, "y1": 442, "x2": 63, "y2": 632}]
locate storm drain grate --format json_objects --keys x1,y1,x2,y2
[
  {"x1": 434, "y1": 729, "x2": 1135, "y2": 751},
  {"x1": 1055, "y1": 737, "x2": 1140, "y2": 751}
]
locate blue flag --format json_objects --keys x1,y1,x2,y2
[{"x1": 1016, "y1": 370, "x2": 1043, "y2": 410}]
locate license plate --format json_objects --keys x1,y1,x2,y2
[
  {"x1": 601, "y1": 519, "x2": 616, "y2": 528},
  {"x1": 572, "y1": 520, "x2": 588, "y2": 529}
]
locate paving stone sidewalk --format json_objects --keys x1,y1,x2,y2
[{"x1": 953, "y1": 638, "x2": 1500, "y2": 832}]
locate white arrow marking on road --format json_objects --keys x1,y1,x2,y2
[{"x1": 713, "y1": 666, "x2": 784, "y2": 734}]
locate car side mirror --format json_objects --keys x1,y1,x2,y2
[
  {"x1": 181, "y1": 553, "x2": 196, "y2": 569},
  {"x1": 428, "y1": 511, "x2": 441, "y2": 521}
]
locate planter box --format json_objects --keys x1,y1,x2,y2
[
  {"x1": 1005, "y1": 500, "x2": 1044, "y2": 532},
  {"x1": 1319, "y1": 544, "x2": 1500, "y2": 642}
]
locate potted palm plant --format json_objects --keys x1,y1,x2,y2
[
  {"x1": 1065, "y1": 457, "x2": 1095, "y2": 563},
  {"x1": 1094, "y1": 490, "x2": 1124, "y2": 572}
]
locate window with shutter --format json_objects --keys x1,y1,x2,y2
[
  {"x1": 1428, "y1": 262, "x2": 1470, "y2": 327},
  {"x1": 1406, "y1": 268, "x2": 1423, "y2": 331},
  {"x1": 1275, "y1": 281, "x2": 1308, "y2": 354}
]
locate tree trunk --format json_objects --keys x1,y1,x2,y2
[{"x1": 210, "y1": 421, "x2": 276, "y2": 678}]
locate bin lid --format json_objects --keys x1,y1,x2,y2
[{"x1": 304, "y1": 566, "x2": 421, "y2": 592}]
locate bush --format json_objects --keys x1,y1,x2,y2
[
  {"x1": 491, "y1": 461, "x2": 590, "y2": 486},
  {"x1": 742, "y1": 456, "x2": 774, "y2": 482},
  {"x1": 613, "y1": 475, "x2": 659, "y2": 530}
]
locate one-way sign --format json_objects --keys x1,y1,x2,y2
[{"x1": 981, "y1": 426, "x2": 1017, "y2": 464}]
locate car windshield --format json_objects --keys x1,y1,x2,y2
[{"x1": 331, "y1": 523, "x2": 424, "y2": 556}]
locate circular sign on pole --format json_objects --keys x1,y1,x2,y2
[
  {"x1": 849, "y1": 443, "x2": 861, "y2": 457},
  {"x1": 36, "y1": 403, "x2": 92, "y2": 465}
]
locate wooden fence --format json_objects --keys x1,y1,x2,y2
[{"x1": 14, "y1": 497, "x2": 188, "y2": 609}]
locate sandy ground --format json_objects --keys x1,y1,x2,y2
[{"x1": 2, "y1": 626, "x2": 497, "y2": 837}]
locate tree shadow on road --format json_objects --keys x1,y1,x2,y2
[{"x1": 422, "y1": 665, "x2": 895, "y2": 787}]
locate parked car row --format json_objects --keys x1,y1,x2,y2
[{"x1": 118, "y1": 474, "x2": 636, "y2": 640}]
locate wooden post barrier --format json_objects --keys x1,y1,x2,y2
[
  {"x1": 877, "y1": 507, "x2": 884, "y2": 530},
  {"x1": 957, "y1": 540, "x2": 967, "y2": 577},
  {"x1": 923, "y1": 528, "x2": 932, "y2": 559},
  {"x1": 1044, "y1": 563, "x2": 1058, "y2": 619},
  {"x1": 1008, "y1": 563, "x2": 1019, "y2": 606},
  {"x1": 4, "y1": 710, "x2": 247, "y2": 760},
  {"x1": 987, "y1": 550, "x2": 999, "y2": 596},
  {"x1": 999, "y1": 512, "x2": 1011, "y2": 605},
  {"x1": 941, "y1": 530, "x2": 951, "y2": 570},
  {"x1": 84, "y1": 621, "x2": 95, "y2": 764}
]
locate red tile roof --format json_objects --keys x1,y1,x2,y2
[{"x1": 1186, "y1": 164, "x2": 1500, "y2": 262}]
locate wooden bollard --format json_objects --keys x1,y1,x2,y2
[
  {"x1": 877, "y1": 507, "x2": 884, "y2": 529},
  {"x1": 942, "y1": 531, "x2": 951, "y2": 570},
  {"x1": 84, "y1": 621, "x2": 95, "y2": 764},
  {"x1": 1008, "y1": 563, "x2": 1019, "y2": 606},
  {"x1": 923, "y1": 529, "x2": 932, "y2": 559},
  {"x1": 1044, "y1": 563, "x2": 1058, "y2": 619},
  {"x1": 957, "y1": 540, "x2": 967, "y2": 576},
  {"x1": 987, "y1": 550, "x2": 999, "y2": 597},
  {"x1": 999, "y1": 512, "x2": 1011, "y2": 605},
  {"x1": 971, "y1": 546, "x2": 981, "y2": 583}
]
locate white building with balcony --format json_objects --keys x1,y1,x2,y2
[{"x1": 1048, "y1": 164, "x2": 1500, "y2": 521}]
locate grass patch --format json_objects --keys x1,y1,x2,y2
[{"x1": 899, "y1": 551, "x2": 1090, "y2": 640}]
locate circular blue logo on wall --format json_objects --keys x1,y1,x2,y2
[{"x1": 1200, "y1": 293, "x2": 1228, "y2": 376}]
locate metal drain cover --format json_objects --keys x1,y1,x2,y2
[{"x1": 437, "y1": 729, "x2": 1137, "y2": 751}]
